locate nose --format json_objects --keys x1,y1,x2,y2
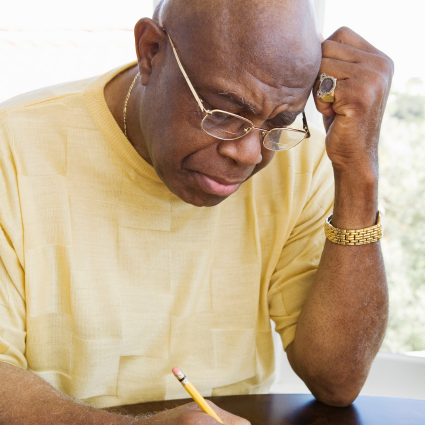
[{"x1": 216, "y1": 130, "x2": 263, "y2": 167}]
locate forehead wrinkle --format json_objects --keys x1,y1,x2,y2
[
  {"x1": 207, "y1": 78, "x2": 306, "y2": 121},
  {"x1": 242, "y1": 63, "x2": 310, "y2": 91},
  {"x1": 226, "y1": 75, "x2": 308, "y2": 119}
]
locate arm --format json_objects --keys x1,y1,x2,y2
[
  {"x1": 0, "y1": 361, "x2": 140, "y2": 424},
  {"x1": 0, "y1": 362, "x2": 249, "y2": 425},
  {"x1": 287, "y1": 27, "x2": 393, "y2": 407}
]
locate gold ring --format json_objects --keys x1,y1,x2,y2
[{"x1": 317, "y1": 73, "x2": 337, "y2": 102}]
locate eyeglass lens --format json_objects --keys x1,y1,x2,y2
[
  {"x1": 202, "y1": 111, "x2": 252, "y2": 140},
  {"x1": 201, "y1": 110, "x2": 307, "y2": 151}
]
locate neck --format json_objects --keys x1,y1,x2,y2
[{"x1": 104, "y1": 66, "x2": 152, "y2": 164}]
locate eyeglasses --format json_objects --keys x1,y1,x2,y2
[{"x1": 163, "y1": 29, "x2": 310, "y2": 151}]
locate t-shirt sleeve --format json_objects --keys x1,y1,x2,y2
[
  {"x1": 0, "y1": 111, "x2": 27, "y2": 368},
  {"x1": 268, "y1": 140, "x2": 334, "y2": 351}
]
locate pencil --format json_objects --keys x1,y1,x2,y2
[{"x1": 172, "y1": 367, "x2": 224, "y2": 424}]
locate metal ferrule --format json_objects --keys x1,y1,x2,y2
[{"x1": 174, "y1": 370, "x2": 190, "y2": 386}]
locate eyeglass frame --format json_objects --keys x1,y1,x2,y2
[{"x1": 162, "y1": 28, "x2": 311, "y2": 150}]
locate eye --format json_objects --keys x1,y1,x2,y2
[
  {"x1": 211, "y1": 111, "x2": 234, "y2": 122},
  {"x1": 268, "y1": 117, "x2": 289, "y2": 129},
  {"x1": 268, "y1": 112, "x2": 301, "y2": 129}
]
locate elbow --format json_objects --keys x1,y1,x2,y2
[
  {"x1": 300, "y1": 367, "x2": 364, "y2": 407},
  {"x1": 296, "y1": 365, "x2": 365, "y2": 407},
  {"x1": 286, "y1": 344, "x2": 367, "y2": 407},
  {"x1": 312, "y1": 386, "x2": 360, "y2": 407}
]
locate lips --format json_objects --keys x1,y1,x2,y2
[{"x1": 195, "y1": 172, "x2": 243, "y2": 197}]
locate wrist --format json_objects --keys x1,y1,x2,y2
[{"x1": 331, "y1": 166, "x2": 378, "y2": 229}]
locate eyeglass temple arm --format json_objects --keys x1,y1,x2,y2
[
  {"x1": 302, "y1": 111, "x2": 310, "y2": 138},
  {"x1": 163, "y1": 29, "x2": 311, "y2": 139},
  {"x1": 163, "y1": 30, "x2": 208, "y2": 114}
]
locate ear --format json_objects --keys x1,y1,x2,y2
[{"x1": 134, "y1": 18, "x2": 167, "y2": 86}]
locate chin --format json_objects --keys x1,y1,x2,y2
[
  {"x1": 165, "y1": 182, "x2": 228, "y2": 207},
  {"x1": 178, "y1": 190, "x2": 227, "y2": 208}
]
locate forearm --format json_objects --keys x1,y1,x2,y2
[
  {"x1": 0, "y1": 362, "x2": 141, "y2": 425},
  {"x1": 288, "y1": 171, "x2": 388, "y2": 406}
]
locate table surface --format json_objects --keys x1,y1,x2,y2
[{"x1": 107, "y1": 394, "x2": 425, "y2": 425}]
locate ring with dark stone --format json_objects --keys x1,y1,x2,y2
[{"x1": 317, "y1": 73, "x2": 337, "y2": 102}]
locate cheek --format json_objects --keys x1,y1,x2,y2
[
  {"x1": 151, "y1": 119, "x2": 209, "y2": 164},
  {"x1": 140, "y1": 92, "x2": 207, "y2": 167},
  {"x1": 146, "y1": 116, "x2": 215, "y2": 187}
]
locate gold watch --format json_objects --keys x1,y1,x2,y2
[{"x1": 324, "y1": 211, "x2": 382, "y2": 246}]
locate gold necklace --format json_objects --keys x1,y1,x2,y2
[{"x1": 123, "y1": 71, "x2": 140, "y2": 138}]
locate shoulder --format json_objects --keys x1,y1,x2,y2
[
  {"x1": 0, "y1": 75, "x2": 100, "y2": 175},
  {"x1": 0, "y1": 75, "x2": 99, "y2": 153},
  {"x1": 0, "y1": 76, "x2": 97, "y2": 115}
]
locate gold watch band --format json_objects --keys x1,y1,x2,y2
[{"x1": 324, "y1": 211, "x2": 382, "y2": 246}]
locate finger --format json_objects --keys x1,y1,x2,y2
[
  {"x1": 322, "y1": 39, "x2": 382, "y2": 65},
  {"x1": 314, "y1": 77, "x2": 354, "y2": 118},
  {"x1": 322, "y1": 40, "x2": 394, "y2": 80},
  {"x1": 327, "y1": 26, "x2": 381, "y2": 56},
  {"x1": 313, "y1": 58, "x2": 354, "y2": 116},
  {"x1": 318, "y1": 56, "x2": 361, "y2": 80}
]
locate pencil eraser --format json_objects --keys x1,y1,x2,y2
[{"x1": 172, "y1": 367, "x2": 181, "y2": 375}]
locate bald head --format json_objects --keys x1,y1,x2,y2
[
  {"x1": 154, "y1": 0, "x2": 321, "y2": 89},
  {"x1": 131, "y1": 0, "x2": 322, "y2": 207}
]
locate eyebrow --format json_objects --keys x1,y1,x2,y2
[
  {"x1": 210, "y1": 89, "x2": 303, "y2": 126},
  {"x1": 216, "y1": 90, "x2": 258, "y2": 114}
]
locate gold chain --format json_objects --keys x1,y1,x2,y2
[
  {"x1": 324, "y1": 211, "x2": 382, "y2": 246},
  {"x1": 123, "y1": 71, "x2": 140, "y2": 138}
]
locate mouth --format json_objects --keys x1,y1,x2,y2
[{"x1": 195, "y1": 172, "x2": 243, "y2": 197}]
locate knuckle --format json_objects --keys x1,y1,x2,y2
[
  {"x1": 383, "y1": 55, "x2": 395, "y2": 75},
  {"x1": 370, "y1": 70, "x2": 384, "y2": 87},
  {"x1": 375, "y1": 55, "x2": 394, "y2": 76},
  {"x1": 321, "y1": 39, "x2": 332, "y2": 53},
  {"x1": 335, "y1": 26, "x2": 354, "y2": 39},
  {"x1": 348, "y1": 86, "x2": 375, "y2": 110},
  {"x1": 364, "y1": 69, "x2": 388, "y2": 94},
  {"x1": 339, "y1": 25, "x2": 352, "y2": 34}
]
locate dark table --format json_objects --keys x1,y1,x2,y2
[{"x1": 107, "y1": 394, "x2": 425, "y2": 425}]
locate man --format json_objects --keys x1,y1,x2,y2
[{"x1": 0, "y1": 0, "x2": 392, "y2": 423}]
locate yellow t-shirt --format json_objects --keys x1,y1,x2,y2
[{"x1": 0, "y1": 63, "x2": 334, "y2": 408}]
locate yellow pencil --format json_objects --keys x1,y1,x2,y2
[{"x1": 172, "y1": 367, "x2": 223, "y2": 424}]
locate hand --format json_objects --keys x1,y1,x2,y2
[
  {"x1": 140, "y1": 401, "x2": 250, "y2": 425},
  {"x1": 314, "y1": 27, "x2": 394, "y2": 176}
]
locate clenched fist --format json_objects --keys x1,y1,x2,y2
[{"x1": 315, "y1": 27, "x2": 394, "y2": 177}]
